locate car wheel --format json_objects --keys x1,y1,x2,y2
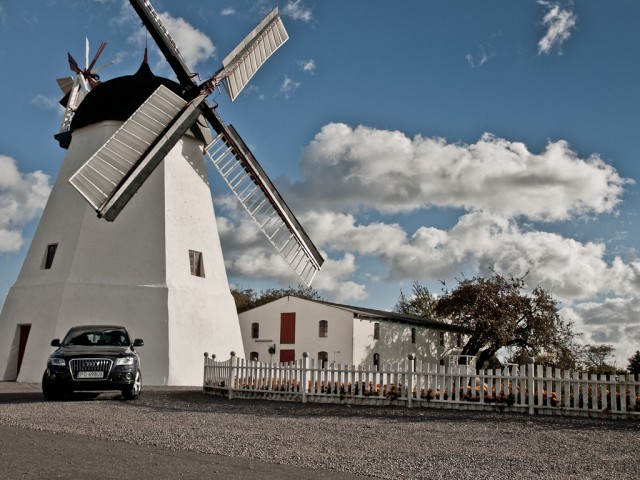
[
  {"x1": 122, "y1": 370, "x2": 141, "y2": 400},
  {"x1": 42, "y1": 372, "x2": 64, "y2": 401}
]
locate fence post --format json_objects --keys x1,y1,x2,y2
[
  {"x1": 302, "y1": 352, "x2": 308, "y2": 403},
  {"x1": 228, "y1": 351, "x2": 237, "y2": 400},
  {"x1": 527, "y1": 362, "x2": 535, "y2": 415},
  {"x1": 407, "y1": 354, "x2": 415, "y2": 408},
  {"x1": 203, "y1": 352, "x2": 209, "y2": 387}
]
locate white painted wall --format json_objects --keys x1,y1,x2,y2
[
  {"x1": 239, "y1": 297, "x2": 464, "y2": 368},
  {"x1": 0, "y1": 120, "x2": 244, "y2": 386},
  {"x1": 352, "y1": 319, "x2": 458, "y2": 366},
  {"x1": 238, "y1": 296, "x2": 353, "y2": 365}
]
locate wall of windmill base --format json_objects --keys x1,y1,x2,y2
[
  {"x1": 0, "y1": 281, "x2": 237, "y2": 386},
  {"x1": 167, "y1": 287, "x2": 244, "y2": 385}
]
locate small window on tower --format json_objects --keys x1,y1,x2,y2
[
  {"x1": 373, "y1": 322, "x2": 380, "y2": 340},
  {"x1": 251, "y1": 322, "x2": 259, "y2": 339},
  {"x1": 411, "y1": 327, "x2": 416, "y2": 344},
  {"x1": 189, "y1": 250, "x2": 205, "y2": 277},
  {"x1": 43, "y1": 243, "x2": 58, "y2": 270}
]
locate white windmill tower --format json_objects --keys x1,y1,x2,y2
[{"x1": 0, "y1": 0, "x2": 323, "y2": 386}]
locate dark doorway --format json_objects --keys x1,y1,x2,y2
[{"x1": 17, "y1": 324, "x2": 32, "y2": 378}]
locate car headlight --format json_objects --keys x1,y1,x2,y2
[
  {"x1": 50, "y1": 357, "x2": 65, "y2": 366},
  {"x1": 115, "y1": 357, "x2": 134, "y2": 366}
]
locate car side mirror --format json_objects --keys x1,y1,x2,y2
[
  {"x1": 133, "y1": 339, "x2": 144, "y2": 347},
  {"x1": 51, "y1": 339, "x2": 60, "y2": 347}
]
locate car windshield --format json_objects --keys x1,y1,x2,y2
[{"x1": 62, "y1": 328, "x2": 130, "y2": 347}]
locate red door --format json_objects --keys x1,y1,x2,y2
[
  {"x1": 280, "y1": 312, "x2": 295, "y2": 344},
  {"x1": 280, "y1": 349, "x2": 295, "y2": 363}
]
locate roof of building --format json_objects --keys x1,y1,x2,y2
[
  {"x1": 70, "y1": 61, "x2": 186, "y2": 133},
  {"x1": 275, "y1": 296, "x2": 467, "y2": 333},
  {"x1": 59, "y1": 58, "x2": 207, "y2": 148}
]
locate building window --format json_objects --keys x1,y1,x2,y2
[
  {"x1": 318, "y1": 351, "x2": 328, "y2": 368},
  {"x1": 373, "y1": 353, "x2": 380, "y2": 367},
  {"x1": 251, "y1": 322, "x2": 259, "y2": 339},
  {"x1": 250, "y1": 352, "x2": 259, "y2": 362},
  {"x1": 439, "y1": 331, "x2": 445, "y2": 347},
  {"x1": 373, "y1": 322, "x2": 380, "y2": 340},
  {"x1": 456, "y1": 333, "x2": 462, "y2": 348},
  {"x1": 411, "y1": 327, "x2": 416, "y2": 344},
  {"x1": 189, "y1": 250, "x2": 205, "y2": 277},
  {"x1": 318, "y1": 320, "x2": 328, "y2": 338},
  {"x1": 44, "y1": 243, "x2": 58, "y2": 270}
]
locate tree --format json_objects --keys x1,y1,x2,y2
[
  {"x1": 433, "y1": 273, "x2": 579, "y2": 370},
  {"x1": 581, "y1": 344, "x2": 616, "y2": 374},
  {"x1": 231, "y1": 285, "x2": 323, "y2": 313},
  {"x1": 394, "y1": 282, "x2": 437, "y2": 318},
  {"x1": 628, "y1": 350, "x2": 640, "y2": 375}
]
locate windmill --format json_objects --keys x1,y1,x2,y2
[
  {"x1": 56, "y1": 38, "x2": 112, "y2": 144},
  {"x1": 68, "y1": 0, "x2": 323, "y2": 285},
  {"x1": 0, "y1": 0, "x2": 322, "y2": 386}
]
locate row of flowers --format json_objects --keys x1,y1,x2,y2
[{"x1": 217, "y1": 376, "x2": 640, "y2": 411}]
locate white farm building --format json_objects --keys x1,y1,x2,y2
[{"x1": 237, "y1": 296, "x2": 467, "y2": 367}]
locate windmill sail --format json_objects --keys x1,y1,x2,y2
[
  {"x1": 128, "y1": 0, "x2": 195, "y2": 88},
  {"x1": 69, "y1": 85, "x2": 205, "y2": 221},
  {"x1": 104, "y1": 0, "x2": 325, "y2": 283},
  {"x1": 215, "y1": 8, "x2": 289, "y2": 101},
  {"x1": 205, "y1": 125, "x2": 323, "y2": 286}
]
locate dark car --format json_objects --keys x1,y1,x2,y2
[{"x1": 42, "y1": 325, "x2": 144, "y2": 401}]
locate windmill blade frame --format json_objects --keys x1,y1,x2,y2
[
  {"x1": 69, "y1": 85, "x2": 206, "y2": 220},
  {"x1": 203, "y1": 111, "x2": 323, "y2": 286},
  {"x1": 79, "y1": 0, "x2": 324, "y2": 283},
  {"x1": 215, "y1": 7, "x2": 289, "y2": 101},
  {"x1": 128, "y1": 0, "x2": 196, "y2": 89}
]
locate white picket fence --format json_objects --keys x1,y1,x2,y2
[{"x1": 203, "y1": 352, "x2": 640, "y2": 418}]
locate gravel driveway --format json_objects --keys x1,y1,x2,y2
[{"x1": 1, "y1": 382, "x2": 638, "y2": 479}]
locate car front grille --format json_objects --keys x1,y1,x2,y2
[{"x1": 69, "y1": 358, "x2": 113, "y2": 380}]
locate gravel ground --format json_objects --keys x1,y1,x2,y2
[{"x1": 1, "y1": 382, "x2": 639, "y2": 479}]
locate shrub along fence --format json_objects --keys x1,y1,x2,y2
[{"x1": 203, "y1": 352, "x2": 640, "y2": 419}]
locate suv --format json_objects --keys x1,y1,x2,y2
[{"x1": 42, "y1": 325, "x2": 144, "y2": 401}]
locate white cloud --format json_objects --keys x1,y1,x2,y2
[
  {"x1": 0, "y1": 155, "x2": 51, "y2": 253},
  {"x1": 562, "y1": 297, "x2": 640, "y2": 366},
  {"x1": 31, "y1": 94, "x2": 62, "y2": 111},
  {"x1": 300, "y1": 209, "x2": 640, "y2": 302},
  {"x1": 538, "y1": 1, "x2": 577, "y2": 55},
  {"x1": 111, "y1": 0, "x2": 138, "y2": 28},
  {"x1": 297, "y1": 59, "x2": 316, "y2": 74},
  {"x1": 215, "y1": 212, "x2": 365, "y2": 298},
  {"x1": 221, "y1": 7, "x2": 236, "y2": 16},
  {"x1": 211, "y1": 120, "x2": 637, "y2": 364},
  {"x1": 465, "y1": 47, "x2": 490, "y2": 68},
  {"x1": 278, "y1": 75, "x2": 300, "y2": 99},
  {"x1": 157, "y1": 12, "x2": 216, "y2": 70},
  {"x1": 289, "y1": 123, "x2": 629, "y2": 221},
  {"x1": 118, "y1": 6, "x2": 216, "y2": 73},
  {"x1": 282, "y1": 0, "x2": 313, "y2": 23}
]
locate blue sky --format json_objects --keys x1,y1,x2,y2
[{"x1": 0, "y1": 1, "x2": 638, "y2": 366}]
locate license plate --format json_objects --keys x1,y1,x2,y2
[{"x1": 78, "y1": 371, "x2": 103, "y2": 379}]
